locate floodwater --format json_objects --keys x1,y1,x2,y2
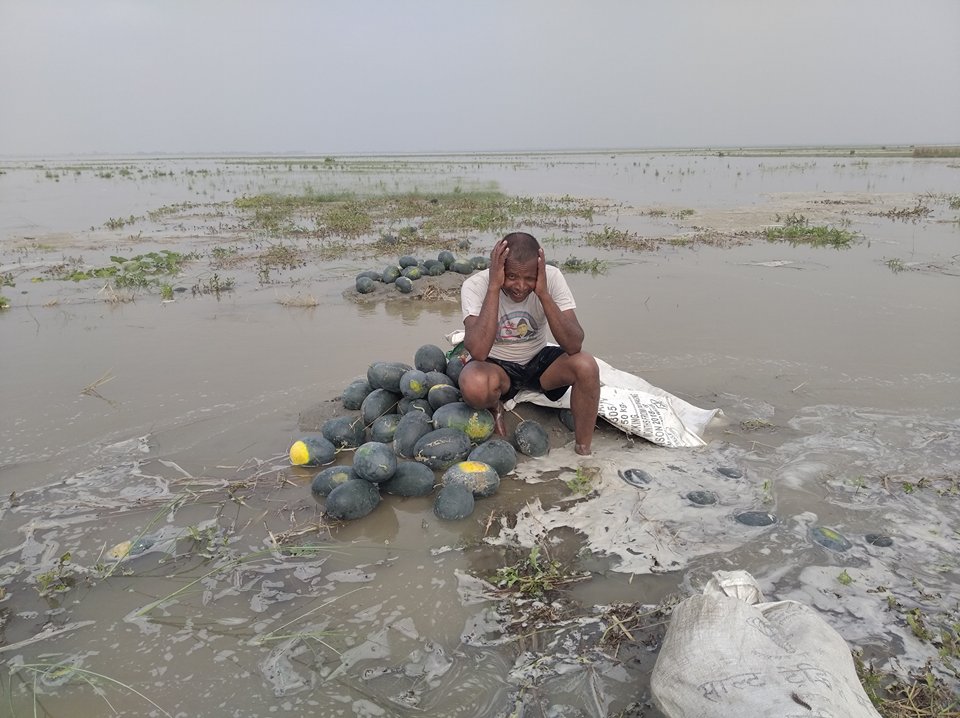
[{"x1": 1, "y1": 150, "x2": 958, "y2": 716}]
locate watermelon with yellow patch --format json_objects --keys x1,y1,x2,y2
[
  {"x1": 431, "y1": 402, "x2": 495, "y2": 443},
  {"x1": 442, "y1": 460, "x2": 500, "y2": 498},
  {"x1": 290, "y1": 436, "x2": 336, "y2": 467}
]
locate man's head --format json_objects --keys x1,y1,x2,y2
[{"x1": 501, "y1": 232, "x2": 541, "y2": 303}]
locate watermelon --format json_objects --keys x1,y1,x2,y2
[
  {"x1": 342, "y1": 379, "x2": 372, "y2": 410},
  {"x1": 427, "y1": 383, "x2": 461, "y2": 410},
  {"x1": 434, "y1": 484, "x2": 475, "y2": 520},
  {"x1": 424, "y1": 260, "x2": 445, "y2": 276},
  {"x1": 431, "y1": 402, "x2": 495, "y2": 443},
  {"x1": 401, "y1": 265, "x2": 423, "y2": 281},
  {"x1": 357, "y1": 270, "x2": 382, "y2": 282},
  {"x1": 311, "y1": 465, "x2": 357, "y2": 498},
  {"x1": 470, "y1": 256, "x2": 490, "y2": 270},
  {"x1": 398, "y1": 397, "x2": 432, "y2": 417},
  {"x1": 289, "y1": 436, "x2": 336, "y2": 467},
  {"x1": 395, "y1": 276, "x2": 413, "y2": 293},
  {"x1": 446, "y1": 352, "x2": 468, "y2": 387},
  {"x1": 370, "y1": 413, "x2": 401, "y2": 443},
  {"x1": 360, "y1": 388, "x2": 402, "y2": 425},
  {"x1": 382, "y1": 265, "x2": 401, "y2": 284},
  {"x1": 514, "y1": 419, "x2": 550, "y2": 457},
  {"x1": 381, "y1": 461, "x2": 436, "y2": 497},
  {"x1": 442, "y1": 460, "x2": 500, "y2": 498},
  {"x1": 558, "y1": 409, "x2": 576, "y2": 433},
  {"x1": 451, "y1": 260, "x2": 474, "y2": 275},
  {"x1": 353, "y1": 441, "x2": 397, "y2": 483},
  {"x1": 367, "y1": 362, "x2": 413, "y2": 392},
  {"x1": 356, "y1": 276, "x2": 376, "y2": 294},
  {"x1": 438, "y1": 250, "x2": 456, "y2": 269},
  {"x1": 414, "y1": 344, "x2": 448, "y2": 374},
  {"x1": 393, "y1": 411, "x2": 434, "y2": 458},
  {"x1": 424, "y1": 370, "x2": 453, "y2": 389},
  {"x1": 468, "y1": 439, "x2": 517, "y2": 477},
  {"x1": 399, "y1": 369, "x2": 429, "y2": 399},
  {"x1": 399, "y1": 255, "x2": 419, "y2": 268},
  {"x1": 322, "y1": 415, "x2": 366, "y2": 449},
  {"x1": 325, "y1": 479, "x2": 381, "y2": 520},
  {"x1": 414, "y1": 428, "x2": 472, "y2": 470}
]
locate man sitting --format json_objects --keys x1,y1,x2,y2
[{"x1": 458, "y1": 232, "x2": 600, "y2": 455}]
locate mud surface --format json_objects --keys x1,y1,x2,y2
[{"x1": 1, "y1": 151, "x2": 958, "y2": 716}]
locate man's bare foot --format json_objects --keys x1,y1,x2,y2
[
  {"x1": 575, "y1": 443, "x2": 592, "y2": 456},
  {"x1": 493, "y1": 404, "x2": 507, "y2": 436}
]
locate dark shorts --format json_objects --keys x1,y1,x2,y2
[{"x1": 477, "y1": 345, "x2": 569, "y2": 402}]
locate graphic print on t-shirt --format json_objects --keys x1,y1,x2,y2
[{"x1": 498, "y1": 310, "x2": 540, "y2": 343}]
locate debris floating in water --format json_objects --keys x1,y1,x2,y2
[
  {"x1": 618, "y1": 468, "x2": 654, "y2": 488},
  {"x1": 735, "y1": 510, "x2": 776, "y2": 527},
  {"x1": 686, "y1": 490, "x2": 718, "y2": 506},
  {"x1": 716, "y1": 466, "x2": 743, "y2": 479},
  {"x1": 865, "y1": 533, "x2": 894, "y2": 548},
  {"x1": 809, "y1": 525, "x2": 852, "y2": 552}
]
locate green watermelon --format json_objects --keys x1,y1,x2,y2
[
  {"x1": 342, "y1": 379, "x2": 372, "y2": 410},
  {"x1": 433, "y1": 484, "x2": 475, "y2": 520},
  {"x1": 367, "y1": 362, "x2": 413, "y2": 392},
  {"x1": 399, "y1": 369, "x2": 429, "y2": 399},
  {"x1": 399, "y1": 255, "x2": 419, "y2": 268},
  {"x1": 360, "y1": 388, "x2": 402, "y2": 425},
  {"x1": 514, "y1": 419, "x2": 550, "y2": 457},
  {"x1": 438, "y1": 250, "x2": 456, "y2": 269},
  {"x1": 427, "y1": 383, "x2": 461, "y2": 410},
  {"x1": 395, "y1": 276, "x2": 413, "y2": 293},
  {"x1": 468, "y1": 439, "x2": 517, "y2": 477},
  {"x1": 414, "y1": 344, "x2": 448, "y2": 373},
  {"x1": 382, "y1": 265, "x2": 401, "y2": 284},
  {"x1": 325, "y1": 479, "x2": 381, "y2": 520},
  {"x1": 370, "y1": 414, "x2": 402, "y2": 443},
  {"x1": 311, "y1": 465, "x2": 357, "y2": 498},
  {"x1": 414, "y1": 428, "x2": 472, "y2": 470},
  {"x1": 381, "y1": 461, "x2": 436, "y2": 497},
  {"x1": 353, "y1": 441, "x2": 397, "y2": 483},
  {"x1": 322, "y1": 415, "x2": 366, "y2": 449},
  {"x1": 393, "y1": 411, "x2": 434, "y2": 458},
  {"x1": 451, "y1": 260, "x2": 474, "y2": 275},
  {"x1": 356, "y1": 276, "x2": 376, "y2": 294}
]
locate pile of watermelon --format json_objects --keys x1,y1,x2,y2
[
  {"x1": 289, "y1": 343, "x2": 553, "y2": 522},
  {"x1": 355, "y1": 251, "x2": 491, "y2": 294}
]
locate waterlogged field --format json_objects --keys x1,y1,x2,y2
[{"x1": 1, "y1": 149, "x2": 958, "y2": 717}]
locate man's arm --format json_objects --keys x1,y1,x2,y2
[
  {"x1": 535, "y1": 249, "x2": 584, "y2": 355},
  {"x1": 463, "y1": 240, "x2": 509, "y2": 361}
]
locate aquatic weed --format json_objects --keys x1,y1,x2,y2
[{"x1": 764, "y1": 213, "x2": 857, "y2": 249}]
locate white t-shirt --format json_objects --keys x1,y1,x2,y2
[{"x1": 461, "y1": 265, "x2": 577, "y2": 364}]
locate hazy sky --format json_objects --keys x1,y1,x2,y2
[{"x1": 1, "y1": 0, "x2": 958, "y2": 156}]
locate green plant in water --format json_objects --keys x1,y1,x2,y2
[
  {"x1": 765, "y1": 213, "x2": 857, "y2": 248},
  {"x1": 837, "y1": 569, "x2": 853, "y2": 586},
  {"x1": 16, "y1": 662, "x2": 173, "y2": 717},
  {"x1": 885, "y1": 257, "x2": 907, "y2": 274},
  {"x1": 0, "y1": 295, "x2": 9, "y2": 310},
  {"x1": 565, "y1": 466, "x2": 596, "y2": 495},
  {"x1": 491, "y1": 545, "x2": 585, "y2": 597},
  {"x1": 560, "y1": 256, "x2": 607, "y2": 274},
  {"x1": 160, "y1": 283, "x2": 174, "y2": 300},
  {"x1": 35, "y1": 552, "x2": 75, "y2": 596}
]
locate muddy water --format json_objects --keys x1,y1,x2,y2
[{"x1": 1, "y1": 152, "x2": 958, "y2": 716}]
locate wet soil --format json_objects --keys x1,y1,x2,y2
[{"x1": 1, "y1": 151, "x2": 958, "y2": 716}]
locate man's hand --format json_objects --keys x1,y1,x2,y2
[
  {"x1": 488, "y1": 239, "x2": 509, "y2": 291},
  {"x1": 534, "y1": 248, "x2": 549, "y2": 298}
]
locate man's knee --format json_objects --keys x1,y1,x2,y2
[{"x1": 569, "y1": 352, "x2": 599, "y2": 385}]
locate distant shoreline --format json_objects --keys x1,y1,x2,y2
[{"x1": 2, "y1": 144, "x2": 959, "y2": 163}]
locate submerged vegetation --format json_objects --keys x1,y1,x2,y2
[
  {"x1": 765, "y1": 213, "x2": 858, "y2": 248},
  {"x1": 233, "y1": 188, "x2": 596, "y2": 240}
]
